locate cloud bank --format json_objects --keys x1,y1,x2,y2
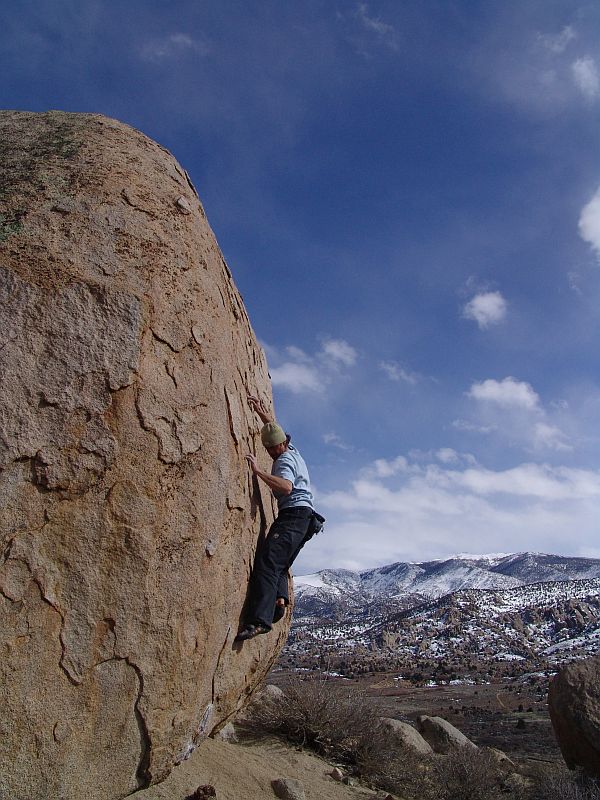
[{"x1": 296, "y1": 454, "x2": 600, "y2": 572}]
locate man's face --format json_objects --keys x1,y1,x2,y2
[{"x1": 265, "y1": 442, "x2": 287, "y2": 460}]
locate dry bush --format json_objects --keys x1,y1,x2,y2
[
  {"x1": 242, "y1": 677, "x2": 381, "y2": 758},
  {"x1": 241, "y1": 676, "x2": 432, "y2": 798},
  {"x1": 527, "y1": 769, "x2": 600, "y2": 800},
  {"x1": 424, "y1": 748, "x2": 508, "y2": 800}
]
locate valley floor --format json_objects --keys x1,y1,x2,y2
[{"x1": 269, "y1": 670, "x2": 562, "y2": 763}]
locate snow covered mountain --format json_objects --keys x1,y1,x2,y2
[
  {"x1": 282, "y1": 554, "x2": 600, "y2": 677},
  {"x1": 293, "y1": 553, "x2": 600, "y2": 621}
]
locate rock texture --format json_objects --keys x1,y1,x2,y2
[
  {"x1": 548, "y1": 655, "x2": 600, "y2": 778},
  {"x1": 0, "y1": 111, "x2": 284, "y2": 799},
  {"x1": 378, "y1": 717, "x2": 433, "y2": 756},
  {"x1": 271, "y1": 778, "x2": 306, "y2": 800},
  {"x1": 417, "y1": 715, "x2": 477, "y2": 754}
]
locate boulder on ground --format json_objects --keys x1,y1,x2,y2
[
  {"x1": 258, "y1": 684, "x2": 286, "y2": 704},
  {"x1": 379, "y1": 717, "x2": 433, "y2": 756},
  {"x1": 548, "y1": 655, "x2": 600, "y2": 778},
  {"x1": 271, "y1": 777, "x2": 306, "y2": 800},
  {"x1": 0, "y1": 111, "x2": 285, "y2": 800},
  {"x1": 417, "y1": 715, "x2": 478, "y2": 754}
]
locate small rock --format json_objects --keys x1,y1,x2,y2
[
  {"x1": 191, "y1": 325, "x2": 203, "y2": 344},
  {"x1": 205, "y1": 539, "x2": 217, "y2": 557},
  {"x1": 329, "y1": 767, "x2": 344, "y2": 781},
  {"x1": 51, "y1": 202, "x2": 73, "y2": 215},
  {"x1": 184, "y1": 786, "x2": 216, "y2": 800},
  {"x1": 341, "y1": 775, "x2": 357, "y2": 786},
  {"x1": 176, "y1": 195, "x2": 192, "y2": 214},
  {"x1": 271, "y1": 777, "x2": 306, "y2": 800}
]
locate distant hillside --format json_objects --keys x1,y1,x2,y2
[
  {"x1": 294, "y1": 552, "x2": 600, "y2": 620},
  {"x1": 282, "y1": 554, "x2": 600, "y2": 680}
]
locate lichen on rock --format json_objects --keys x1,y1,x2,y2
[{"x1": 0, "y1": 111, "x2": 285, "y2": 800}]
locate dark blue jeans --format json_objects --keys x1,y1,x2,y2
[{"x1": 246, "y1": 506, "x2": 313, "y2": 629}]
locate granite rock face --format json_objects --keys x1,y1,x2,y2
[
  {"x1": 549, "y1": 656, "x2": 600, "y2": 778},
  {"x1": 0, "y1": 111, "x2": 284, "y2": 799}
]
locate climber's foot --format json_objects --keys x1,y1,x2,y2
[{"x1": 234, "y1": 623, "x2": 270, "y2": 642}]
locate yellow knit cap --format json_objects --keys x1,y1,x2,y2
[{"x1": 260, "y1": 422, "x2": 286, "y2": 447}]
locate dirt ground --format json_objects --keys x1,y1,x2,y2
[{"x1": 136, "y1": 736, "x2": 381, "y2": 800}]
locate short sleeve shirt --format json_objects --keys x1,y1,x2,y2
[{"x1": 271, "y1": 444, "x2": 314, "y2": 512}]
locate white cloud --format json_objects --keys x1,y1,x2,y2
[
  {"x1": 140, "y1": 33, "x2": 210, "y2": 62},
  {"x1": 267, "y1": 338, "x2": 357, "y2": 395},
  {"x1": 379, "y1": 360, "x2": 420, "y2": 385},
  {"x1": 464, "y1": 378, "x2": 574, "y2": 453},
  {"x1": 355, "y1": 3, "x2": 398, "y2": 51},
  {"x1": 537, "y1": 26, "x2": 576, "y2": 55},
  {"x1": 468, "y1": 377, "x2": 540, "y2": 410},
  {"x1": 452, "y1": 419, "x2": 496, "y2": 435},
  {"x1": 323, "y1": 432, "x2": 352, "y2": 451},
  {"x1": 572, "y1": 56, "x2": 600, "y2": 100},
  {"x1": 270, "y1": 362, "x2": 321, "y2": 394},
  {"x1": 321, "y1": 338, "x2": 357, "y2": 367},
  {"x1": 462, "y1": 291, "x2": 507, "y2": 329},
  {"x1": 368, "y1": 456, "x2": 410, "y2": 478},
  {"x1": 436, "y1": 448, "x2": 477, "y2": 466},
  {"x1": 295, "y1": 455, "x2": 600, "y2": 572},
  {"x1": 533, "y1": 422, "x2": 573, "y2": 452},
  {"x1": 578, "y1": 186, "x2": 600, "y2": 260}
]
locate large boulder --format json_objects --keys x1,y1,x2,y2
[
  {"x1": 417, "y1": 715, "x2": 477, "y2": 754},
  {"x1": 0, "y1": 111, "x2": 285, "y2": 799},
  {"x1": 379, "y1": 717, "x2": 433, "y2": 756},
  {"x1": 548, "y1": 655, "x2": 600, "y2": 778}
]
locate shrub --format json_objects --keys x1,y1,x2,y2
[
  {"x1": 425, "y1": 748, "x2": 507, "y2": 800},
  {"x1": 243, "y1": 676, "x2": 383, "y2": 760},
  {"x1": 527, "y1": 769, "x2": 600, "y2": 800},
  {"x1": 241, "y1": 676, "x2": 432, "y2": 795}
]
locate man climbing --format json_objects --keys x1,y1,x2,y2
[{"x1": 235, "y1": 394, "x2": 322, "y2": 642}]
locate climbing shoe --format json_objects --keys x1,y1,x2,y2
[{"x1": 234, "y1": 624, "x2": 270, "y2": 642}]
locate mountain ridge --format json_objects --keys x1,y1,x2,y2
[
  {"x1": 295, "y1": 552, "x2": 600, "y2": 606},
  {"x1": 282, "y1": 553, "x2": 600, "y2": 679}
]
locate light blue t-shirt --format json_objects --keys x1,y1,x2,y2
[{"x1": 271, "y1": 444, "x2": 314, "y2": 511}]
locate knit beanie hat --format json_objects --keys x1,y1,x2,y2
[{"x1": 260, "y1": 422, "x2": 286, "y2": 447}]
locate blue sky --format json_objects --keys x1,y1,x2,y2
[{"x1": 2, "y1": 1, "x2": 599, "y2": 573}]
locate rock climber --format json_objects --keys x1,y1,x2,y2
[{"x1": 235, "y1": 394, "x2": 323, "y2": 642}]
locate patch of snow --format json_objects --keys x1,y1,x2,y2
[{"x1": 295, "y1": 573, "x2": 328, "y2": 589}]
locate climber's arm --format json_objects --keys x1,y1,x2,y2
[{"x1": 245, "y1": 455, "x2": 292, "y2": 495}]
